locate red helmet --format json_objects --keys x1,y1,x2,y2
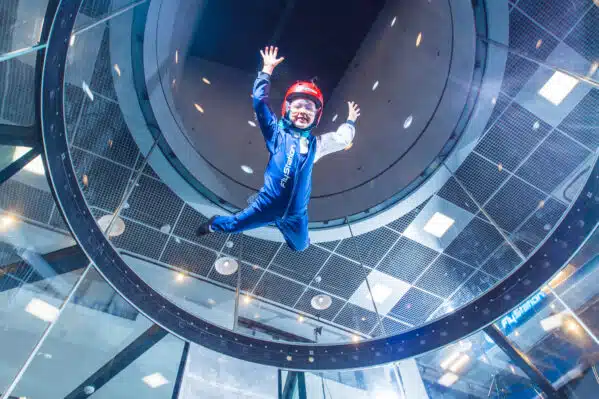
[{"x1": 282, "y1": 81, "x2": 324, "y2": 127}]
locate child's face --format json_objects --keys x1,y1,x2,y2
[{"x1": 289, "y1": 98, "x2": 317, "y2": 129}]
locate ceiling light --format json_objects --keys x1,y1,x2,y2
[
  {"x1": 449, "y1": 354, "x2": 470, "y2": 373},
  {"x1": 254, "y1": 313, "x2": 260, "y2": 319},
  {"x1": 510, "y1": 365, "x2": 516, "y2": 374},
  {"x1": 243, "y1": 295, "x2": 252, "y2": 305},
  {"x1": 438, "y1": 372, "x2": 458, "y2": 387},
  {"x1": 372, "y1": 81, "x2": 379, "y2": 91},
  {"x1": 241, "y1": 165, "x2": 254, "y2": 174},
  {"x1": 536, "y1": 39, "x2": 543, "y2": 49},
  {"x1": 533, "y1": 121, "x2": 540, "y2": 130},
  {"x1": 0, "y1": 214, "x2": 16, "y2": 230},
  {"x1": 491, "y1": 97, "x2": 497, "y2": 105},
  {"x1": 498, "y1": 163, "x2": 503, "y2": 172},
  {"x1": 214, "y1": 257, "x2": 238, "y2": 276},
  {"x1": 440, "y1": 351, "x2": 461, "y2": 370},
  {"x1": 540, "y1": 313, "x2": 563, "y2": 332},
  {"x1": 390, "y1": 17, "x2": 397, "y2": 27},
  {"x1": 514, "y1": 330, "x2": 520, "y2": 337},
  {"x1": 69, "y1": 35, "x2": 76, "y2": 46},
  {"x1": 114, "y1": 64, "x2": 121, "y2": 77},
  {"x1": 175, "y1": 50, "x2": 179, "y2": 64},
  {"x1": 202, "y1": 77, "x2": 211, "y2": 85},
  {"x1": 82, "y1": 174, "x2": 89, "y2": 187},
  {"x1": 286, "y1": 355, "x2": 292, "y2": 361},
  {"x1": 403, "y1": 115, "x2": 413, "y2": 129},
  {"x1": 297, "y1": 315, "x2": 305, "y2": 323},
  {"x1": 366, "y1": 284, "x2": 393, "y2": 304},
  {"x1": 175, "y1": 272, "x2": 185, "y2": 283},
  {"x1": 207, "y1": 298, "x2": 216, "y2": 306},
  {"x1": 82, "y1": 81, "x2": 94, "y2": 101},
  {"x1": 311, "y1": 294, "x2": 332, "y2": 310},
  {"x1": 539, "y1": 71, "x2": 579, "y2": 105},
  {"x1": 13, "y1": 146, "x2": 45, "y2": 175},
  {"x1": 416, "y1": 32, "x2": 422, "y2": 47},
  {"x1": 160, "y1": 224, "x2": 171, "y2": 234},
  {"x1": 96, "y1": 214, "x2": 126, "y2": 237},
  {"x1": 361, "y1": 316, "x2": 367, "y2": 321},
  {"x1": 588, "y1": 62, "x2": 598, "y2": 77},
  {"x1": 423, "y1": 212, "x2": 455, "y2": 238},
  {"x1": 248, "y1": 120, "x2": 256, "y2": 127},
  {"x1": 352, "y1": 335, "x2": 360, "y2": 343},
  {"x1": 332, "y1": 114, "x2": 338, "y2": 122},
  {"x1": 172, "y1": 79, "x2": 176, "y2": 88},
  {"x1": 194, "y1": 103, "x2": 204, "y2": 113},
  {"x1": 565, "y1": 319, "x2": 582, "y2": 334},
  {"x1": 225, "y1": 240, "x2": 234, "y2": 249},
  {"x1": 25, "y1": 298, "x2": 59, "y2": 322},
  {"x1": 142, "y1": 373, "x2": 169, "y2": 388}
]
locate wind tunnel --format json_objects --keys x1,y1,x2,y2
[{"x1": 26, "y1": 0, "x2": 599, "y2": 382}]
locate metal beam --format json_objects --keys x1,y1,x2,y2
[
  {"x1": 64, "y1": 324, "x2": 168, "y2": 399},
  {"x1": 0, "y1": 146, "x2": 41, "y2": 185},
  {"x1": 0, "y1": 124, "x2": 40, "y2": 147},
  {"x1": 171, "y1": 341, "x2": 190, "y2": 399},
  {"x1": 484, "y1": 324, "x2": 566, "y2": 399}
]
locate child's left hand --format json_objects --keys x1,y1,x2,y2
[{"x1": 347, "y1": 101, "x2": 361, "y2": 123}]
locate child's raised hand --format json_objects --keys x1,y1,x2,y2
[
  {"x1": 260, "y1": 46, "x2": 285, "y2": 74},
  {"x1": 347, "y1": 101, "x2": 361, "y2": 123}
]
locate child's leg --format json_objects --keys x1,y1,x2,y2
[
  {"x1": 276, "y1": 214, "x2": 310, "y2": 252},
  {"x1": 211, "y1": 196, "x2": 278, "y2": 233}
]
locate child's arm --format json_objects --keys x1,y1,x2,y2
[
  {"x1": 253, "y1": 46, "x2": 285, "y2": 153},
  {"x1": 314, "y1": 101, "x2": 361, "y2": 162}
]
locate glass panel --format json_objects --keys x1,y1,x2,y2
[
  {"x1": 74, "y1": 0, "x2": 149, "y2": 32},
  {"x1": 0, "y1": 0, "x2": 50, "y2": 57},
  {"x1": 494, "y1": 287, "x2": 599, "y2": 388},
  {"x1": 0, "y1": 51, "x2": 37, "y2": 125},
  {"x1": 0, "y1": 160, "x2": 87, "y2": 394},
  {"x1": 10, "y1": 266, "x2": 185, "y2": 398}
]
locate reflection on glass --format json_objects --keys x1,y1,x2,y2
[{"x1": 0, "y1": 0, "x2": 50, "y2": 58}]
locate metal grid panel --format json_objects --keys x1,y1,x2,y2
[
  {"x1": 208, "y1": 261, "x2": 263, "y2": 292},
  {"x1": 223, "y1": 234, "x2": 281, "y2": 269},
  {"x1": 484, "y1": 176, "x2": 545, "y2": 232},
  {"x1": 517, "y1": 131, "x2": 591, "y2": 193},
  {"x1": 122, "y1": 174, "x2": 184, "y2": 230},
  {"x1": 160, "y1": 236, "x2": 217, "y2": 277},
  {"x1": 415, "y1": 255, "x2": 476, "y2": 298},
  {"x1": 172, "y1": 204, "x2": 229, "y2": 251},
  {"x1": 315, "y1": 240, "x2": 339, "y2": 251},
  {"x1": 0, "y1": 241, "x2": 19, "y2": 266},
  {"x1": 335, "y1": 227, "x2": 399, "y2": 267},
  {"x1": 134, "y1": 155, "x2": 161, "y2": 180},
  {"x1": 509, "y1": 8, "x2": 559, "y2": 59},
  {"x1": 448, "y1": 271, "x2": 497, "y2": 311},
  {"x1": 518, "y1": 0, "x2": 590, "y2": 39},
  {"x1": 485, "y1": 93, "x2": 511, "y2": 132},
  {"x1": 511, "y1": 234, "x2": 535, "y2": 256},
  {"x1": 111, "y1": 218, "x2": 168, "y2": 260},
  {"x1": 564, "y1": 5, "x2": 599, "y2": 62},
  {"x1": 501, "y1": 53, "x2": 540, "y2": 97},
  {"x1": 270, "y1": 244, "x2": 329, "y2": 285},
  {"x1": 316, "y1": 255, "x2": 366, "y2": 300},
  {"x1": 49, "y1": 207, "x2": 69, "y2": 232},
  {"x1": 514, "y1": 198, "x2": 567, "y2": 248},
  {"x1": 377, "y1": 237, "x2": 439, "y2": 283},
  {"x1": 294, "y1": 288, "x2": 345, "y2": 321},
  {"x1": 557, "y1": 89, "x2": 599, "y2": 150},
  {"x1": 90, "y1": 28, "x2": 118, "y2": 101},
  {"x1": 333, "y1": 303, "x2": 378, "y2": 335},
  {"x1": 481, "y1": 243, "x2": 522, "y2": 279},
  {"x1": 389, "y1": 287, "x2": 443, "y2": 325},
  {"x1": 476, "y1": 103, "x2": 551, "y2": 171},
  {"x1": 253, "y1": 271, "x2": 305, "y2": 308},
  {"x1": 73, "y1": 95, "x2": 139, "y2": 168},
  {"x1": 0, "y1": 180, "x2": 54, "y2": 224},
  {"x1": 454, "y1": 153, "x2": 509, "y2": 205},
  {"x1": 444, "y1": 217, "x2": 504, "y2": 268},
  {"x1": 64, "y1": 83, "x2": 85, "y2": 137},
  {"x1": 436, "y1": 177, "x2": 478, "y2": 214},
  {"x1": 2, "y1": 56, "x2": 36, "y2": 125},
  {"x1": 70, "y1": 147, "x2": 131, "y2": 212},
  {"x1": 386, "y1": 198, "x2": 430, "y2": 233}
]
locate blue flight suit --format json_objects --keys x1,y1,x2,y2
[{"x1": 211, "y1": 72, "x2": 355, "y2": 251}]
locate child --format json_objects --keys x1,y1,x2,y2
[{"x1": 197, "y1": 46, "x2": 361, "y2": 251}]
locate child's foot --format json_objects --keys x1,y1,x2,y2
[{"x1": 196, "y1": 216, "x2": 217, "y2": 237}]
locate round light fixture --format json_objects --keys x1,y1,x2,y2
[
  {"x1": 403, "y1": 115, "x2": 413, "y2": 129},
  {"x1": 96, "y1": 214, "x2": 126, "y2": 237},
  {"x1": 214, "y1": 257, "x2": 238, "y2": 276},
  {"x1": 241, "y1": 165, "x2": 254, "y2": 174},
  {"x1": 311, "y1": 294, "x2": 332, "y2": 310}
]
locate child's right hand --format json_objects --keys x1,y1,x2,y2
[{"x1": 260, "y1": 46, "x2": 285, "y2": 75}]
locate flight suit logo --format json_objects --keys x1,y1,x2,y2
[{"x1": 280, "y1": 144, "x2": 296, "y2": 188}]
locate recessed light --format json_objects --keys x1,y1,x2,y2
[
  {"x1": 241, "y1": 165, "x2": 254, "y2": 174},
  {"x1": 416, "y1": 32, "x2": 422, "y2": 47},
  {"x1": 0, "y1": 214, "x2": 16, "y2": 230},
  {"x1": 114, "y1": 64, "x2": 121, "y2": 77},
  {"x1": 69, "y1": 35, "x2": 76, "y2": 46},
  {"x1": 207, "y1": 298, "x2": 216, "y2": 306},
  {"x1": 12, "y1": 147, "x2": 44, "y2": 175},
  {"x1": 510, "y1": 365, "x2": 516, "y2": 374},
  {"x1": 160, "y1": 224, "x2": 171, "y2": 234},
  {"x1": 297, "y1": 315, "x2": 305, "y2": 323},
  {"x1": 96, "y1": 214, "x2": 126, "y2": 237},
  {"x1": 175, "y1": 273, "x2": 185, "y2": 283},
  {"x1": 539, "y1": 71, "x2": 579, "y2": 105},
  {"x1": 25, "y1": 298, "x2": 59, "y2": 322},
  {"x1": 391, "y1": 17, "x2": 397, "y2": 27},
  {"x1": 423, "y1": 212, "x2": 455, "y2": 238},
  {"x1": 438, "y1": 372, "x2": 458, "y2": 387},
  {"x1": 491, "y1": 97, "x2": 497, "y2": 105},
  {"x1": 352, "y1": 335, "x2": 360, "y2": 343},
  {"x1": 254, "y1": 313, "x2": 260, "y2": 319},
  {"x1": 286, "y1": 355, "x2": 292, "y2": 361},
  {"x1": 332, "y1": 114, "x2": 338, "y2": 122},
  {"x1": 248, "y1": 120, "x2": 257, "y2": 127},
  {"x1": 366, "y1": 284, "x2": 393, "y2": 304},
  {"x1": 214, "y1": 257, "x2": 238, "y2": 276},
  {"x1": 449, "y1": 354, "x2": 470, "y2": 373},
  {"x1": 194, "y1": 103, "x2": 204, "y2": 113},
  {"x1": 403, "y1": 115, "x2": 413, "y2": 129},
  {"x1": 175, "y1": 50, "x2": 179, "y2": 64},
  {"x1": 142, "y1": 373, "x2": 169, "y2": 388},
  {"x1": 203, "y1": 77, "x2": 211, "y2": 85},
  {"x1": 589, "y1": 62, "x2": 598, "y2": 76},
  {"x1": 311, "y1": 294, "x2": 332, "y2": 310},
  {"x1": 82, "y1": 81, "x2": 94, "y2": 101},
  {"x1": 533, "y1": 121, "x2": 540, "y2": 130},
  {"x1": 372, "y1": 81, "x2": 379, "y2": 91},
  {"x1": 243, "y1": 295, "x2": 252, "y2": 304},
  {"x1": 536, "y1": 39, "x2": 543, "y2": 49}
]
